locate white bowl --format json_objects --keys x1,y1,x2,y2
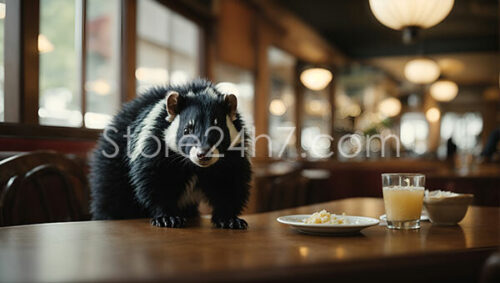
[{"x1": 424, "y1": 193, "x2": 473, "y2": 225}]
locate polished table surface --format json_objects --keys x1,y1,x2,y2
[{"x1": 0, "y1": 198, "x2": 499, "y2": 282}]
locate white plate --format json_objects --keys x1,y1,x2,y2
[{"x1": 277, "y1": 215, "x2": 380, "y2": 235}]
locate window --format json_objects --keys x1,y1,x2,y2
[
  {"x1": 0, "y1": 1, "x2": 4, "y2": 122},
  {"x1": 38, "y1": 0, "x2": 120, "y2": 128},
  {"x1": 136, "y1": 0, "x2": 200, "y2": 94},
  {"x1": 1, "y1": 0, "x2": 205, "y2": 133},
  {"x1": 301, "y1": 88, "x2": 332, "y2": 159},
  {"x1": 400, "y1": 112, "x2": 429, "y2": 155},
  {"x1": 85, "y1": 0, "x2": 120, "y2": 129},
  {"x1": 440, "y1": 112, "x2": 483, "y2": 151},
  {"x1": 268, "y1": 47, "x2": 296, "y2": 158},
  {"x1": 215, "y1": 62, "x2": 255, "y2": 128},
  {"x1": 39, "y1": 0, "x2": 81, "y2": 127}
]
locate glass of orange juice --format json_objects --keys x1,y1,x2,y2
[{"x1": 382, "y1": 173, "x2": 425, "y2": 229}]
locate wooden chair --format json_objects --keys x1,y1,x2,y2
[
  {"x1": 0, "y1": 151, "x2": 91, "y2": 226},
  {"x1": 252, "y1": 162, "x2": 310, "y2": 212},
  {"x1": 269, "y1": 173, "x2": 309, "y2": 210}
]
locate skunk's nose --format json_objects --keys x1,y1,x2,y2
[
  {"x1": 196, "y1": 147, "x2": 211, "y2": 161},
  {"x1": 189, "y1": 146, "x2": 219, "y2": 167}
]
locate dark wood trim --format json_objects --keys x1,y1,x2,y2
[
  {"x1": 294, "y1": 61, "x2": 304, "y2": 159},
  {"x1": 253, "y1": 17, "x2": 270, "y2": 159},
  {"x1": 0, "y1": 123, "x2": 101, "y2": 140},
  {"x1": 120, "y1": 0, "x2": 137, "y2": 102},
  {"x1": 156, "y1": 0, "x2": 215, "y2": 27},
  {"x1": 198, "y1": 15, "x2": 215, "y2": 80},
  {"x1": 249, "y1": 0, "x2": 347, "y2": 66},
  {"x1": 213, "y1": 0, "x2": 258, "y2": 71},
  {"x1": 4, "y1": 0, "x2": 39, "y2": 124},
  {"x1": 4, "y1": 0, "x2": 21, "y2": 122},
  {"x1": 77, "y1": 0, "x2": 87, "y2": 127},
  {"x1": 329, "y1": 67, "x2": 336, "y2": 156},
  {"x1": 0, "y1": 138, "x2": 97, "y2": 157},
  {"x1": 20, "y1": 0, "x2": 40, "y2": 124},
  {"x1": 154, "y1": 0, "x2": 214, "y2": 81}
]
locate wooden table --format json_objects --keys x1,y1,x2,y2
[{"x1": 0, "y1": 198, "x2": 498, "y2": 282}]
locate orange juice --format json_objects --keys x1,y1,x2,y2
[{"x1": 383, "y1": 186, "x2": 424, "y2": 221}]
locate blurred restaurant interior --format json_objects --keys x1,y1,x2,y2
[
  {"x1": 1, "y1": 0, "x2": 498, "y2": 213},
  {"x1": 0, "y1": 0, "x2": 499, "y2": 281}
]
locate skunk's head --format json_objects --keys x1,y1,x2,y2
[{"x1": 164, "y1": 87, "x2": 239, "y2": 167}]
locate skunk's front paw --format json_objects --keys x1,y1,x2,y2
[
  {"x1": 151, "y1": 216, "x2": 186, "y2": 228},
  {"x1": 212, "y1": 217, "x2": 248, "y2": 230}
]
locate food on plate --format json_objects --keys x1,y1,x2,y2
[{"x1": 303, "y1": 210, "x2": 348, "y2": 224}]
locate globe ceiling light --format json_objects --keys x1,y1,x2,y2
[
  {"x1": 404, "y1": 58, "x2": 440, "y2": 84},
  {"x1": 269, "y1": 99, "x2": 286, "y2": 116},
  {"x1": 300, "y1": 68, "x2": 333, "y2": 91},
  {"x1": 426, "y1": 107, "x2": 441, "y2": 122},
  {"x1": 430, "y1": 80, "x2": 458, "y2": 102},
  {"x1": 369, "y1": 0, "x2": 454, "y2": 43},
  {"x1": 378, "y1": 97, "x2": 402, "y2": 117},
  {"x1": 369, "y1": 0, "x2": 454, "y2": 30}
]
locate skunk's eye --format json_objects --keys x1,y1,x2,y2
[{"x1": 184, "y1": 122, "x2": 194, "y2": 135}]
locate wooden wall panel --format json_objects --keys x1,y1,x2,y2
[
  {"x1": 294, "y1": 62, "x2": 304, "y2": 158},
  {"x1": 215, "y1": 0, "x2": 256, "y2": 70},
  {"x1": 253, "y1": 18, "x2": 272, "y2": 159},
  {"x1": 21, "y1": 0, "x2": 40, "y2": 124},
  {"x1": 0, "y1": 138, "x2": 96, "y2": 159},
  {"x1": 251, "y1": 0, "x2": 347, "y2": 67},
  {"x1": 120, "y1": 0, "x2": 137, "y2": 102}
]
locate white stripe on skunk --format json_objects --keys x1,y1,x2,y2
[
  {"x1": 164, "y1": 116, "x2": 180, "y2": 153},
  {"x1": 226, "y1": 115, "x2": 240, "y2": 145},
  {"x1": 130, "y1": 99, "x2": 167, "y2": 161}
]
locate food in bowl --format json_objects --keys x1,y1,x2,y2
[
  {"x1": 303, "y1": 210, "x2": 349, "y2": 224},
  {"x1": 424, "y1": 190, "x2": 473, "y2": 225}
]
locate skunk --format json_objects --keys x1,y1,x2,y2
[{"x1": 89, "y1": 79, "x2": 251, "y2": 229}]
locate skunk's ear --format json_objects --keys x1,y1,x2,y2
[
  {"x1": 224, "y1": 94, "x2": 238, "y2": 121},
  {"x1": 166, "y1": 91, "x2": 179, "y2": 122}
]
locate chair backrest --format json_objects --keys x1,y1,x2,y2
[
  {"x1": 0, "y1": 151, "x2": 90, "y2": 226},
  {"x1": 253, "y1": 162, "x2": 310, "y2": 212}
]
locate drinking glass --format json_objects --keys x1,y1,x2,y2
[{"x1": 382, "y1": 173, "x2": 425, "y2": 229}]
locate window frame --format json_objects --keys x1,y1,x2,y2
[
  {"x1": 0, "y1": 0, "x2": 209, "y2": 140},
  {"x1": 153, "y1": 0, "x2": 213, "y2": 80}
]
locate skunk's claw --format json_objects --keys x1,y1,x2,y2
[
  {"x1": 213, "y1": 217, "x2": 248, "y2": 230},
  {"x1": 151, "y1": 216, "x2": 186, "y2": 228}
]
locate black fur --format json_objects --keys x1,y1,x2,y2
[{"x1": 89, "y1": 79, "x2": 251, "y2": 229}]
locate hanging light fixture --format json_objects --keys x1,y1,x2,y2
[
  {"x1": 404, "y1": 58, "x2": 440, "y2": 84},
  {"x1": 300, "y1": 68, "x2": 333, "y2": 91},
  {"x1": 378, "y1": 97, "x2": 402, "y2": 117},
  {"x1": 269, "y1": 99, "x2": 287, "y2": 116},
  {"x1": 425, "y1": 107, "x2": 441, "y2": 122},
  {"x1": 430, "y1": 79, "x2": 458, "y2": 101},
  {"x1": 369, "y1": 0, "x2": 454, "y2": 43}
]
